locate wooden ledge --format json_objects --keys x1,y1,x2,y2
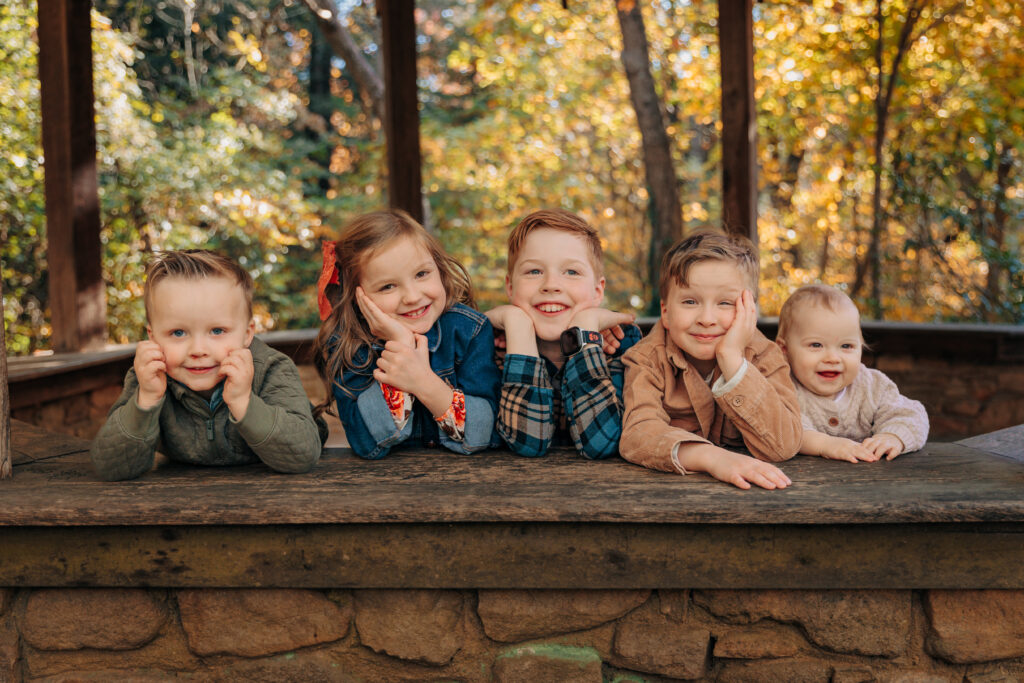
[{"x1": 2, "y1": 421, "x2": 1024, "y2": 588}]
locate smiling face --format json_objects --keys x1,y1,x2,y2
[
  {"x1": 779, "y1": 301, "x2": 863, "y2": 398},
  {"x1": 660, "y1": 260, "x2": 747, "y2": 374},
  {"x1": 147, "y1": 276, "x2": 255, "y2": 397},
  {"x1": 359, "y1": 235, "x2": 446, "y2": 336},
  {"x1": 506, "y1": 227, "x2": 605, "y2": 344}
]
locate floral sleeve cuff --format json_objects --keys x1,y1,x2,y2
[
  {"x1": 434, "y1": 389, "x2": 466, "y2": 441},
  {"x1": 381, "y1": 382, "x2": 414, "y2": 430}
]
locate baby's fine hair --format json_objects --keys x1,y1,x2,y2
[
  {"x1": 144, "y1": 249, "x2": 254, "y2": 320},
  {"x1": 506, "y1": 209, "x2": 604, "y2": 278},
  {"x1": 777, "y1": 284, "x2": 859, "y2": 341},
  {"x1": 658, "y1": 230, "x2": 758, "y2": 301},
  {"x1": 313, "y1": 209, "x2": 474, "y2": 412}
]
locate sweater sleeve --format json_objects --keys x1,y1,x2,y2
[
  {"x1": 232, "y1": 352, "x2": 323, "y2": 473},
  {"x1": 620, "y1": 347, "x2": 712, "y2": 473},
  {"x1": 714, "y1": 342, "x2": 803, "y2": 462},
  {"x1": 89, "y1": 369, "x2": 163, "y2": 481},
  {"x1": 868, "y1": 370, "x2": 929, "y2": 452}
]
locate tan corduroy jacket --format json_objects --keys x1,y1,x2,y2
[{"x1": 620, "y1": 323, "x2": 802, "y2": 473}]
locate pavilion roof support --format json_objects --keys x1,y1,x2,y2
[
  {"x1": 718, "y1": 0, "x2": 758, "y2": 243},
  {"x1": 378, "y1": 0, "x2": 424, "y2": 225},
  {"x1": 37, "y1": 0, "x2": 106, "y2": 352}
]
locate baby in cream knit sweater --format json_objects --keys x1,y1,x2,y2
[{"x1": 776, "y1": 284, "x2": 929, "y2": 462}]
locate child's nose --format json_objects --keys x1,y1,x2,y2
[{"x1": 540, "y1": 273, "x2": 561, "y2": 292}]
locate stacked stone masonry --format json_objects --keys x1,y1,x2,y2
[{"x1": 2, "y1": 588, "x2": 1024, "y2": 681}]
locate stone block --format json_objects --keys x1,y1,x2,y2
[
  {"x1": 948, "y1": 399, "x2": 982, "y2": 417},
  {"x1": 713, "y1": 624, "x2": 806, "y2": 659},
  {"x1": 0, "y1": 590, "x2": 11, "y2": 616},
  {"x1": 354, "y1": 589, "x2": 463, "y2": 666},
  {"x1": 1, "y1": 614, "x2": 18, "y2": 683},
  {"x1": 477, "y1": 590, "x2": 649, "y2": 642},
  {"x1": 657, "y1": 590, "x2": 690, "y2": 623},
  {"x1": 876, "y1": 672, "x2": 959, "y2": 683},
  {"x1": 177, "y1": 588, "x2": 349, "y2": 657},
  {"x1": 965, "y1": 665, "x2": 1021, "y2": 683},
  {"x1": 925, "y1": 590, "x2": 1024, "y2": 663},
  {"x1": 493, "y1": 644, "x2": 603, "y2": 683},
  {"x1": 831, "y1": 666, "x2": 876, "y2": 683},
  {"x1": 694, "y1": 590, "x2": 910, "y2": 656},
  {"x1": 930, "y1": 415, "x2": 969, "y2": 439},
  {"x1": 716, "y1": 658, "x2": 831, "y2": 683},
  {"x1": 875, "y1": 356, "x2": 914, "y2": 373},
  {"x1": 611, "y1": 602, "x2": 710, "y2": 679},
  {"x1": 37, "y1": 404, "x2": 65, "y2": 431},
  {"x1": 24, "y1": 623, "x2": 200, "y2": 678},
  {"x1": 198, "y1": 650, "x2": 354, "y2": 683},
  {"x1": 23, "y1": 589, "x2": 166, "y2": 651}
]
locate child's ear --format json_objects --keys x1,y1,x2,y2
[
  {"x1": 244, "y1": 319, "x2": 256, "y2": 347},
  {"x1": 504, "y1": 274, "x2": 514, "y2": 299},
  {"x1": 145, "y1": 325, "x2": 153, "y2": 340},
  {"x1": 593, "y1": 276, "x2": 606, "y2": 303}
]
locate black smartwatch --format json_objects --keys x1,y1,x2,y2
[{"x1": 559, "y1": 327, "x2": 602, "y2": 356}]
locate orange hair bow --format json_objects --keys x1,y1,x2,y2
[{"x1": 317, "y1": 240, "x2": 340, "y2": 320}]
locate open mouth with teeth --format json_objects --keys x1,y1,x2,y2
[
  {"x1": 400, "y1": 305, "x2": 431, "y2": 319},
  {"x1": 535, "y1": 303, "x2": 568, "y2": 315}
]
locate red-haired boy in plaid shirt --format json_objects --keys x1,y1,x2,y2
[{"x1": 485, "y1": 209, "x2": 641, "y2": 459}]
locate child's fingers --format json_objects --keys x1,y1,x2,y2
[{"x1": 728, "y1": 474, "x2": 753, "y2": 490}]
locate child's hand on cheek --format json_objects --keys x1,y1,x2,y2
[
  {"x1": 134, "y1": 340, "x2": 167, "y2": 410},
  {"x1": 485, "y1": 305, "x2": 537, "y2": 356},
  {"x1": 219, "y1": 347, "x2": 254, "y2": 421},
  {"x1": 356, "y1": 286, "x2": 415, "y2": 347},
  {"x1": 717, "y1": 289, "x2": 757, "y2": 381}
]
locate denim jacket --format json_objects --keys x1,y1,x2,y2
[{"x1": 332, "y1": 303, "x2": 502, "y2": 459}]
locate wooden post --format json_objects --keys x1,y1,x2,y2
[
  {"x1": 377, "y1": 0, "x2": 424, "y2": 225},
  {"x1": 1, "y1": 277, "x2": 11, "y2": 479},
  {"x1": 718, "y1": 0, "x2": 757, "y2": 243},
  {"x1": 37, "y1": 0, "x2": 107, "y2": 352}
]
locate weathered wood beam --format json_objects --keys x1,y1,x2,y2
[
  {"x1": 718, "y1": 0, "x2": 757, "y2": 243},
  {"x1": 37, "y1": 0, "x2": 107, "y2": 352},
  {"x1": 377, "y1": 0, "x2": 424, "y2": 224}
]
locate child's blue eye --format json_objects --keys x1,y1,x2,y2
[
  {"x1": 526, "y1": 268, "x2": 541, "y2": 275},
  {"x1": 379, "y1": 283, "x2": 394, "y2": 292},
  {"x1": 809, "y1": 342, "x2": 823, "y2": 348},
  {"x1": 842, "y1": 343, "x2": 857, "y2": 350},
  {"x1": 211, "y1": 328, "x2": 226, "y2": 336},
  {"x1": 681, "y1": 299, "x2": 697, "y2": 306},
  {"x1": 566, "y1": 269, "x2": 580, "y2": 276},
  {"x1": 720, "y1": 301, "x2": 736, "y2": 307},
  {"x1": 416, "y1": 270, "x2": 430, "y2": 278},
  {"x1": 171, "y1": 329, "x2": 185, "y2": 338}
]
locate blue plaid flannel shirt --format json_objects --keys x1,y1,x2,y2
[{"x1": 497, "y1": 324, "x2": 642, "y2": 459}]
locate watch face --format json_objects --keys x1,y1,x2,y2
[
  {"x1": 559, "y1": 327, "x2": 581, "y2": 356},
  {"x1": 559, "y1": 328, "x2": 601, "y2": 356}
]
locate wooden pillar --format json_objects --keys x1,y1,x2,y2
[
  {"x1": 718, "y1": 0, "x2": 757, "y2": 243},
  {"x1": 1, "y1": 278, "x2": 11, "y2": 479},
  {"x1": 377, "y1": 0, "x2": 424, "y2": 224},
  {"x1": 37, "y1": 0, "x2": 107, "y2": 352}
]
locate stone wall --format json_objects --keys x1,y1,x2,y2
[{"x1": 2, "y1": 587, "x2": 1024, "y2": 681}]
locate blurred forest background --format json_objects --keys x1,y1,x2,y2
[{"x1": 1, "y1": 0, "x2": 1021, "y2": 354}]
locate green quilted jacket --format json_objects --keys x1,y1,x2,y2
[{"x1": 90, "y1": 338, "x2": 326, "y2": 481}]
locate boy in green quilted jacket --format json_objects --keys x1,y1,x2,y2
[{"x1": 90, "y1": 250, "x2": 325, "y2": 480}]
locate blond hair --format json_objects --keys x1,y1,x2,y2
[
  {"x1": 313, "y1": 209, "x2": 474, "y2": 412},
  {"x1": 144, "y1": 250, "x2": 253, "y2": 319},
  {"x1": 777, "y1": 284, "x2": 860, "y2": 341},
  {"x1": 506, "y1": 209, "x2": 604, "y2": 278},
  {"x1": 658, "y1": 230, "x2": 758, "y2": 300}
]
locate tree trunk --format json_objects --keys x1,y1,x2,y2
[
  {"x1": 1, "y1": 277, "x2": 11, "y2": 479},
  {"x1": 615, "y1": 0, "x2": 683, "y2": 314},
  {"x1": 301, "y1": 0, "x2": 385, "y2": 122}
]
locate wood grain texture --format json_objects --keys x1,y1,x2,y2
[{"x1": 4, "y1": 421, "x2": 1023, "y2": 526}]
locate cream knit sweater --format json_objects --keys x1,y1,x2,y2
[{"x1": 795, "y1": 364, "x2": 929, "y2": 453}]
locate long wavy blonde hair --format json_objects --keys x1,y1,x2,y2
[{"x1": 312, "y1": 209, "x2": 474, "y2": 416}]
